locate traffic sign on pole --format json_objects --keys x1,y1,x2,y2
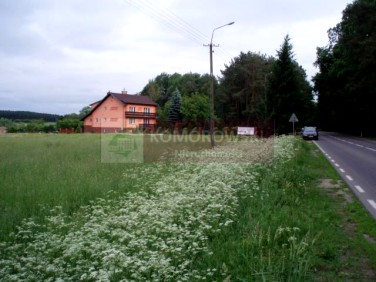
[
  {"x1": 289, "y1": 113, "x2": 299, "y2": 135},
  {"x1": 289, "y1": 113, "x2": 299, "y2": 123}
]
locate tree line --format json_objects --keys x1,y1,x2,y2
[
  {"x1": 0, "y1": 110, "x2": 89, "y2": 133},
  {"x1": 142, "y1": 35, "x2": 314, "y2": 135},
  {"x1": 0, "y1": 110, "x2": 61, "y2": 122},
  {"x1": 314, "y1": 0, "x2": 376, "y2": 136}
]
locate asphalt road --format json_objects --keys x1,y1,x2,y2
[{"x1": 313, "y1": 131, "x2": 376, "y2": 219}]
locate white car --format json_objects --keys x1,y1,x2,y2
[{"x1": 302, "y1": 126, "x2": 319, "y2": 140}]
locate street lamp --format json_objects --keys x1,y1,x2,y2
[{"x1": 207, "y1": 21, "x2": 234, "y2": 149}]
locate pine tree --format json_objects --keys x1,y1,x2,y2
[
  {"x1": 267, "y1": 35, "x2": 313, "y2": 134},
  {"x1": 167, "y1": 88, "x2": 182, "y2": 124}
]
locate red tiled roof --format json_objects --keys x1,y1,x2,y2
[{"x1": 111, "y1": 92, "x2": 158, "y2": 106}]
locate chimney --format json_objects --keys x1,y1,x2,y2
[{"x1": 121, "y1": 89, "x2": 127, "y2": 95}]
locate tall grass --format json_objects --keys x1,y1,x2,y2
[
  {"x1": 0, "y1": 134, "x2": 153, "y2": 240},
  {"x1": 195, "y1": 139, "x2": 375, "y2": 281}
]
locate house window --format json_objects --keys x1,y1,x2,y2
[
  {"x1": 129, "y1": 106, "x2": 136, "y2": 112},
  {"x1": 144, "y1": 108, "x2": 150, "y2": 115},
  {"x1": 96, "y1": 118, "x2": 99, "y2": 123},
  {"x1": 104, "y1": 117, "x2": 107, "y2": 122},
  {"x1": 104, "y1": 106, "x2": 107, "y2": 111},
  {"x1": 144, "y1": 119, "x2": 150, "y2": 125},
  {"x1": 129, "y1": 118, "x2": 136, "y2": 125}
]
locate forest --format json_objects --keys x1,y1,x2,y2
[
  {"x1": 314, "y1": 0, "x2": 376, "y2": 136},
  {"x1": 0, "y1": 110, "x2": 61, "y2": 122}
]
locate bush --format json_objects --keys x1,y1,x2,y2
[
  {"x1": 5, "y1": 120, "x2": 56, "y2": 133},
  {"x1": 56, "y1": 119, "x2": 82, "y2": 132}
]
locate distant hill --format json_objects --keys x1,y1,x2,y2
[{"x1": 0, "y1": 110, "x2": 62, "y2": 122}]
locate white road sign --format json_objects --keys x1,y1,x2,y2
[{"x1": 289, "y1": 113, "x2": 299, "y2": 123}]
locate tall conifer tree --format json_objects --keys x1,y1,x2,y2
[
  {"x1": 267, "y1": 35, "x2": 313, "y2": 134},
  {"x1": 167, "y1": 88, "x2": 182, "y2": 124}
]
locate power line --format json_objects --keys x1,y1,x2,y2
[
  {"x1": 137, "y1": 0, "x2": 208, "y2": 41},
  {"x1": 122, "y1": 0, "x2": 236, "y2": 73},
  {"x1": 123, "y1": 0, "x2": 203, "y2": 45}
]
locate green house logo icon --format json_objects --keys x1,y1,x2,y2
[{"x1": 108, "y1": 134, "x2": 138, "y2": 157}]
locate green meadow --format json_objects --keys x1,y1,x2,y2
[
  {"x1": 0, "y1": 133, "x2": 375, "y2": 281},
  {"x1": 0, "y1": 134, "x2": 143, "y2": 240}
]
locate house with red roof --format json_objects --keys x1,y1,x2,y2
[{"x1": 82, "y1": 91, "x2": 158, "y2": 133}]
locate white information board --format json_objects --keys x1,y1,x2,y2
[{"x1": 237, "y1": 127, "x2": 255, "y2": 136}]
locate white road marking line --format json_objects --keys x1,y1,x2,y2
[
  {"x1": 313, "y1": 141, "x2": 323, "y2": 151},
  {"x1": 330, "y1": 159, "x2": 335, "y2": 163},
  {"x1": 315, "y1": 138, "x2": 374, "y2": 207},
  {"x1": 368, "y1": 199, "x2": 376, "y2": 210},
  {"x1": 335, "y1": 136, "x2": 376, "y2": 153},
  {"x1": 354, "y1": 185, "x2": 365, "y2": 193},
  {"x1": 337, "y1": 137, "x2": 375, "y2": 151},
  {"x1": 313, "y1": 142, "x2": 344, "y2": 174}
]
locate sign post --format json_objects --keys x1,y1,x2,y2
[{"x1": 289, "y1": 113, "x2": 299, "y2": 135}]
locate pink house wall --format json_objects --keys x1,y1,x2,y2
[
  {"x1": 84, "y1": 97, "x2": 157, "y2": 132},
  {"x1": 84, "y1": 97, "x2": 125, "y2": 132},
  {"x1": 124, "y1": 104, "x2": 157, "y2": 129}
]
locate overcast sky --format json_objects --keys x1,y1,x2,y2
[{"x1": 0, "y1": 0, "x2": 351, "y2": 115}]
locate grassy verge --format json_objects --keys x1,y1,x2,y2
[
  {"x1": 345, "y1": 200, "x2": 376, "y2": 269},
  {"x1": 196, "y1": 138, "x2": 376, "y2": 281}
]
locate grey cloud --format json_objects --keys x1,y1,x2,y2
[{"x1": 0, "y1": 0, "x2": 348, "y2": 114}]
